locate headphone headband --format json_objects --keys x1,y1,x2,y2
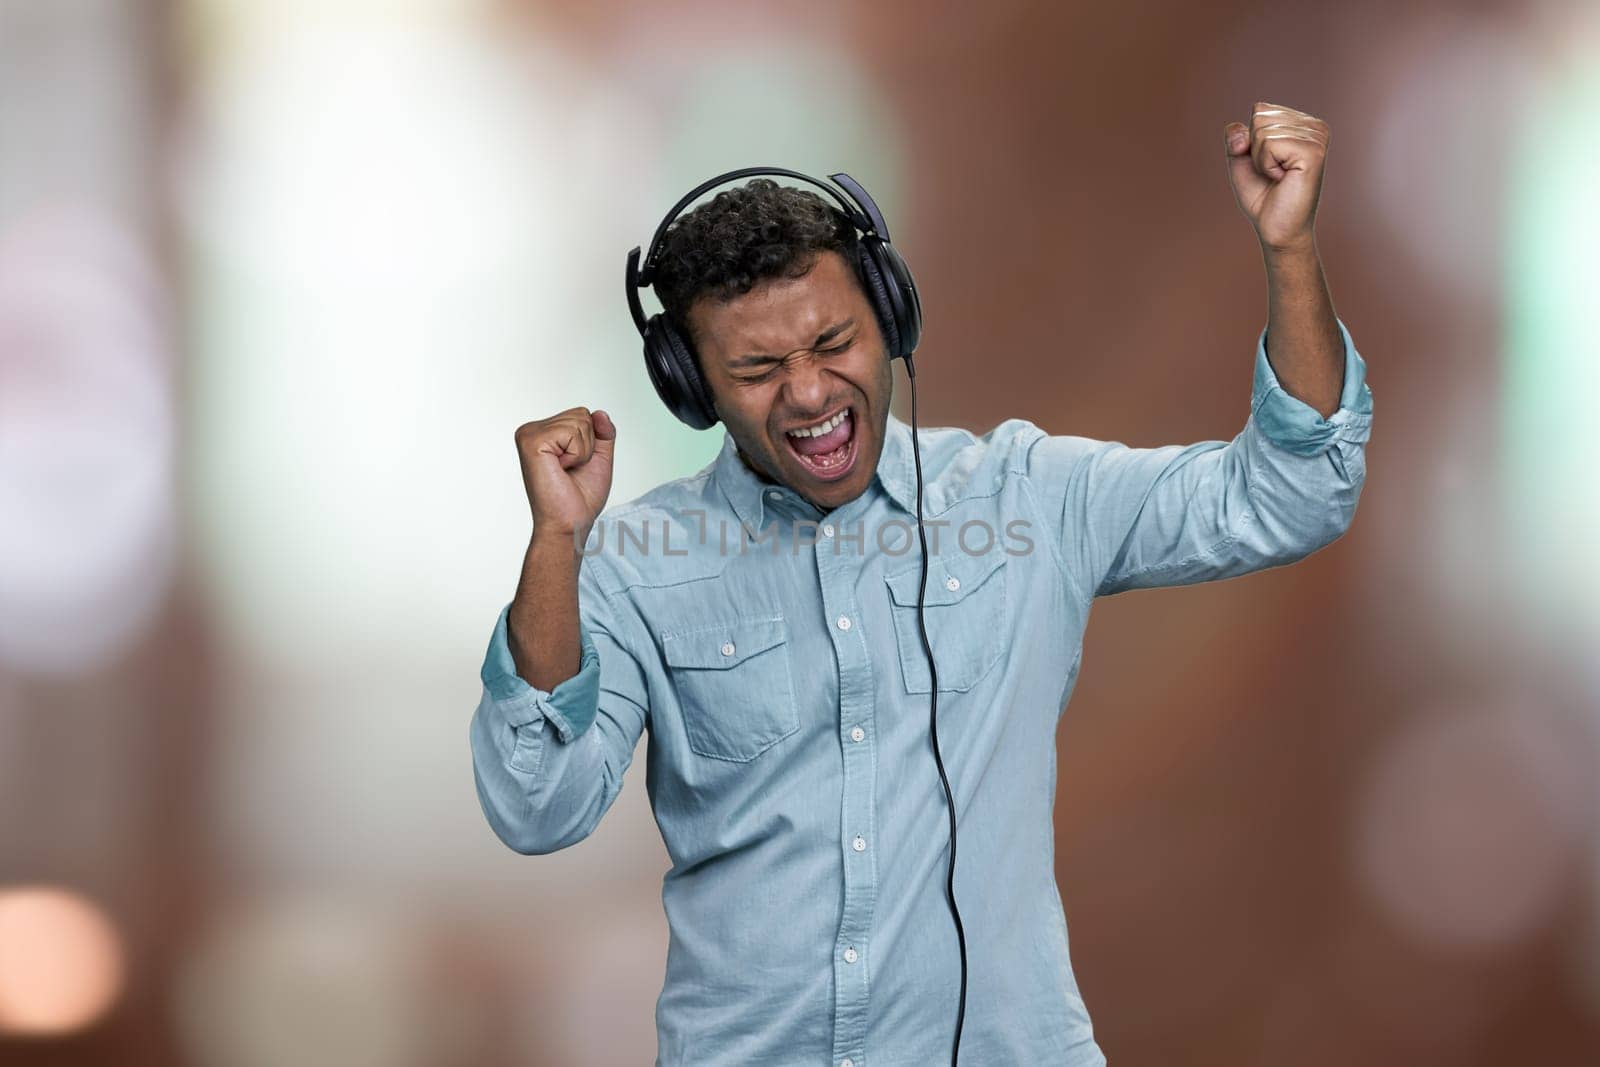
[{"x1": 633, "y1": 167, "x2": 890, "y2": 288}]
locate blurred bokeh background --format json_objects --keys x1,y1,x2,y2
[{"x1": 3, "y1": 0, "x2": 1598, "y2": 1063}]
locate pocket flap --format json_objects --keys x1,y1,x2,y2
[
  {"x1": 661, "y1": 616, "x2": 788, "y2": 670},
  {"x1": 884, "y1": 550, "x2": 1007, "y2": 608}
]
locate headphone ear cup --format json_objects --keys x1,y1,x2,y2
[
  {"x1": 854, "y1": 243, "x2": 903, "y2": 360},
  {"x1": 642, "y1": 314, "x2": 719, "y2": 430},
  {"x1": 873, "y1": 241, "x2": 921, "y2": 356},
  {"x1": 664, "y1": 320, "x2": 718, "y2": 429}
]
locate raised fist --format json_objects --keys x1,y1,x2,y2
[
  {"x1": 513, "y1": 406, "x2": 616, "y2": 543},
  {"x1": 1224, "y1": 101, "x2": 1330, "y2": 254}
]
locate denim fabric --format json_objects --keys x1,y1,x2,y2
[{"x1": 469, "y1": 320, "x2": 1373, "y2": 1066}]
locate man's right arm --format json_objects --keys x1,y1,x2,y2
[
  {"x1": 468, "y1": 540, "x2": 651, "y2": 855},
  {"x1": 468, "y1": 405, "x2": 649, "y2": 855},
  {"x1": 509, "y1": 533, "x2": 586, "y2": 693}
]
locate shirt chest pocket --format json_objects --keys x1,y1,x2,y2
[
  {"x1": 883, "y1": 550, "x2": 1009, "y2": 694},
  {"x1": 660, "y1": 615, "x2": 800, "y2": 763}
]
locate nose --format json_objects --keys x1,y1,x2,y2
[{"x1": 781, "y1": 353, "x2": 834, "y2": 418}]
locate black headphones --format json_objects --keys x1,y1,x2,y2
[{"x1": 625, "y1": 166, "x2": 924, "y2": 430}]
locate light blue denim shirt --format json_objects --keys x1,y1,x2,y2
[{"x1": 470, "y1": 321, "x2": 1373, "y2": 1066}]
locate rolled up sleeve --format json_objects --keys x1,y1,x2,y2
[
  {"x1": 1025, "y1": 318, "x2": 1374, "y2": 600},
  {"x1": 468, "y1": 565, "x2": 650, "y2": 856},
  {"x1": 477, "y1": 602, "x2": 602, "y2": 744},
  {"x1": 1243, "y1": 317, "x2": 1373, "y2": 546},
  {"x1": 1250, "y1": 317, "x2": 1373, "y2": 456}
]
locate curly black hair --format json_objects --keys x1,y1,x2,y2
[{"x1": 651, "y1": 178, "x2": 862, "y2": 347}]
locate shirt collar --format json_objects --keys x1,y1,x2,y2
[{"x1": 711, "y1": 409, "x2": 920, "y2": 529}]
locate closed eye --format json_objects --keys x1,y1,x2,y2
[{"x1": 733, "y1": 339, "x2": 854, "y2": 384}]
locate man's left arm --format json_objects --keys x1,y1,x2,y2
[
  {"x1": 1024, "y1": 312, "x2": 1372, "y2": 600},
  {"x1": 1237, "y1": 99, "x2": 1346, "y2": 423},
  {"x1": 1023, "y1": 101, "x2": 1373, "y2": 600},
  {"x1": 1224, "y1": 99, "x2": 1373, "y2": 555}
]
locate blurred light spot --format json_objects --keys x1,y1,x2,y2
[
  {"x1": 1351, "y1": 702, "x2": 1590, "y2": 949},
  {"x1": 0, "y1": 205, "x2": 176, "y2": 676},
  {"x1": 1501, "y1": 41, "x2": 1600, "y2": 657},
  {"x1": 178, "y1": 14, "x2": 676, "y2": 673},
  {"x1": 648, "y1": 39, "x2": 907, "y2": 208},
  {"x1": 1359, "y1": 16, "x2": 1538, "y2": 303},
  {"x1": 177, "y1": 6, "x2": 690, "y2": 888},
  {"x1": 0, "y1": 886, "x2": 125, "y2": 1036}
]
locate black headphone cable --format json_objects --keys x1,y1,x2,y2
[{"x1": 903, "y1": 353, "x2": 967, "y2": 1067}]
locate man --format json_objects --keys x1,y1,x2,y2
[{"x1": 469, "y1": 101, "x2": 1371, "y2": 1066}]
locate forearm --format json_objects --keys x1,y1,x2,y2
[
  {"x1": 508, "y1": 533, "x2": 584, "y2": 692},
  {"x1": 1261, "y1": 242, "x2": 1344, "y2": 419}
]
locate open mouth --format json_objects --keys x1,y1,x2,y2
[{"x1": 782, "y1": 406, "x2": 859, "y2": 483}]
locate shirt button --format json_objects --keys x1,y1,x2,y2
[
  {"x1": 842, "y1": 1060, "x2": 855, "y2": 1067},
  {"x1": 842, "y1": 946, "x2": 858, "y2": 964},
  {"x1": 720, "y1": 642, "x2": 735, "y2": 657},
  {"x1": 850, "y1": 726, "x2": 865, "y2": 743},
  {"x1": 767, "y1": 489, "x2": 783, "y2": 501},
  {"x1": 836, "y1": 615, "x2": 851, "y2": 631},
  {"x1": 945, "y1": 576, "x2": 960, "y2": 592},
  {"x1": 852, "y1": 835, "x2": 866, "y2": 852},
  {"x1": 822, "y1": 523, "x2": 835, "y2": 538}
]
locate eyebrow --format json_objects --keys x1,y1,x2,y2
[{"x1": 729, "y1": 319, "x2": 857, "y2": 369}]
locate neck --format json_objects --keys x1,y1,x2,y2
[
  {"x1": 736, "y1": 445, "x2": 825, "y2": 512},
  {"x1": 735, "y1": 445, "x2": 770, "y2": 483}
]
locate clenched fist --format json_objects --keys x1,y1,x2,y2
[
  {"x1": 514, "y1": 406, "x2": 616, "y2": 544},
  {"x1": 1224, "y1": 101, "x2": 1330, "y2": 254}
]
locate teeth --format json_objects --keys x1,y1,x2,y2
[{"x1": 786, "y1": 410, "x2": 848, "y2": 438}]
